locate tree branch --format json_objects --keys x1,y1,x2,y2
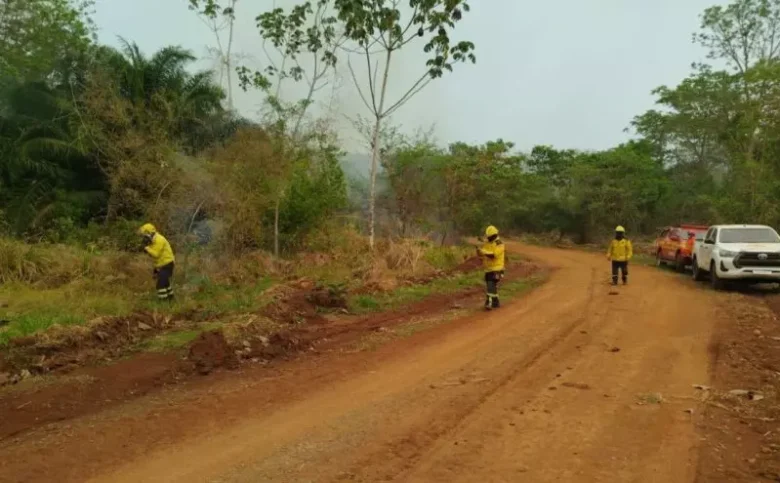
[
  {"x1": 364, "y1": 46, "x2": 378, "y2": 112},
  {"x1": 347, "y1": 55, "x2": 375, "y2": 114},
  {"x1": 383, "y1": 71, "x2": 432, "y2": 118}
]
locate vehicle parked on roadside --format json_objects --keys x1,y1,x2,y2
[
  {"x1": 654, "y1": 224, "x2": 709, "y2": 272},
  {"x1": 691, "y1": 224, "x2": 780, "y2": 290}
]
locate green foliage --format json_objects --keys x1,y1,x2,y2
[
  {"x1": 383, "y1": 137, "x2": 669, "y2": 242},
  {"x1": 8, "y1": 0, "x2": 780, "y2": 257},
  {"x1": 347, "y1": 270, "x2": 483, "y2": 314},
  {"x1": 0, "y1": 16, "x2": 229, "y2": 239},
  {"x1": 695, "y1": 0, "x2": 780, "y2": 73},
  {"x1": 278, "y1": 150, "x2": 348, "y2": 252},
  {"x1": 142, "y1": 329, "x2": 203, "y2": 352},
  {"x1": 0, "y1": 0, "x2": 95, "y2": 85},
  {"x1": 376, "y1": 0, "x2": 780, "y2": 242}
]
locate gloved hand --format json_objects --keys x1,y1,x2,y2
[{"x1": 152, "y1": 268, "x2": 159, "y2": 279}]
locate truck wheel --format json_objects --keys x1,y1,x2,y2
[
  {"x1": 656, "y1": 250, "x2": 665, "y2": 268},
  {"x1": 710, "y1": 262, "x2": 725, "y2": 290},
  {"x1": 692, "y1": 257, "x2": 706, "y2": 281},
  {"x1": 674, "y1": 252, "x2": 685, "y2": 273}
]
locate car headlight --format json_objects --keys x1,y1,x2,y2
[{"x1": 719, "y1": 249, "x2": 738, "y2": 258}]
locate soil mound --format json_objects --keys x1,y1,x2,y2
[{"x1": 188, "y1": 329, "x2": 239, "y2": 375}]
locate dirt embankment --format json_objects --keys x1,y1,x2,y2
[
  {"x1": 0, "y1": 255, "x2": 488, "y2": 379},
  {"x1": 696, "y1": 291, "x2": 780, "y2": 482},
  {"x1": 0, "y1": 259, "x2": 542, "y2": 440}
]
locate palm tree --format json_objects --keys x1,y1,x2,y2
[
  {"x1": 0, "y1": 40, "x2": 230, "y2": 235},
  {"x1": 0, "y1": 79, "x2": 102, "y2": 235},
  {"x1": 100, "y1": 40, "x2": 226, "y2": 147}
]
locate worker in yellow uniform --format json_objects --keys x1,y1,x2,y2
[
  {"x1": 138, "y1": 223, "x2": 176, "y2": 301},
  {"x1": 606, "y1": 225, "x2": 633, "y2": 285},
  {"x1": 477, "y1": 225, "x2": 506, "y2": 310}
]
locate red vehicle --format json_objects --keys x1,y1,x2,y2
[{"x1": 655, "y1": 224, "x2": 709, "y2": 271}]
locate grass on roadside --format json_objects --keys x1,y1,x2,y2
[
  {"x1": 349, "y1": 273, "x2": 547, "y2": 352},
  {"x1": 141, "y1": 322, "x2": 224, "y2": 352},
  {"x1": 0, "y1": 235, "x2": 479, "y2": 348},
  {"x1": 348, "y1": 270, "x2": 485, "y2": 314},
  {"x1": 0, "y1": 277, "x2": 277, "y2": 346}
]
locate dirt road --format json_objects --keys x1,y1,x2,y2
[{"x1": 1, "y1": 244, "x2": 721, "y2": 482}]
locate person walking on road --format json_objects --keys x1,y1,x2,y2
[
  {"x1": 477, "y1": 225, "x2": 506, "y2": 310},
  {"x1": 138, "y1": 223, "x2": 176, "y2": 301},
  {"x1": 606, "y1": 225, "x2": 633, "y2": 285}
]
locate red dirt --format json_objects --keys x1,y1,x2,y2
[
  {"x1": 187, "y1": 330, "x2": 239, "y2": 375},
  {"x1": 260, "y1": 279, "x2": 344, "y2": 325},
  {"x1": 0, "y1": 244, "x2": 731, "y2": 482},
  {"x1": 695, "y1": 293, "x2": 780, "y2": 482},
  {"x1": 0, "y1": 261, "x2": 539, "y2": 442},
  {"x1": 1, "y1": 311, "x2": 191, "y2": 374},
  {"x1": 255, "y1": 260, "x2": 542, "y2": 357},
  {"x1": 453, "y1": 255, "x2": 483, "y2": 273},
  {"x1": 3, "y1": 247, "x2": 780, "y2": 482},
  {"x1": 0, "y1": 352, "x2": 183, "y2": 440}
]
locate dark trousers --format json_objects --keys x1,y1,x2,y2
[
  {"x1": 611, "y1": 261, "x2": 628, "y2": 285},
  {"x1": 485, "y1": 271, "x2": 504, "y2": 308},
  {"x1": 155, "y1": 262, "x2": 175, "y2": 300}
]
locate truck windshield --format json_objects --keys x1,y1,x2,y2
[{"x1": 719, "y1": 228, "x2": 780, "y2": 243}]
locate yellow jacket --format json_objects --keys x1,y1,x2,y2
[
  {"x1": 145, "y1": 233, "x2": 175, "y2": 268},
  {"x1": 479, "y1": 238, "x2": 506, "y2": 272},
  {"x1": 607, "y1": 238, "x2": 633, "y2": 262}
]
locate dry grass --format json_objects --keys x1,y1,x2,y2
[
  {"x1": 0, "y1": 238, "x2": 150, "y2": 288},
  {"x1": 0, "y1": 231, "x2": 476, "y2": 346}
]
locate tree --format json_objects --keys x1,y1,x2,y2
[
  {"x1": 93, "y1": 41, "x2": 225, "y2": 153},
  {"x1": 189, "y1": 0, "x2": 239, "y2": 110},
  {"x1": 236, "y1": 0, "x2": 344, "y2": 256},
  {"x1": 566, "y1": 144, "x2": 667, "y2": 239},
  {"x1": 334, "y1": 0, "x2": 476, "y2": 248},
  {"x1": 382, "y1": 138, "x2": 441, "y2": 236},
  {"x1": 695, "y1": 0, "x2": 780, "y2": 74},
  {"x1": 0, "y1": 80, "x2": 102, "y2": 236},
  {"x1": 526, "y1": 145, "x2": 578, "y2": 189},
  {"x1": 0, "y1": 0, "x2": 95, "y2": 85}
]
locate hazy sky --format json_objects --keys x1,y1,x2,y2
[{"x1": 93, "y1": 0, "x2": 721, "y2": 154}]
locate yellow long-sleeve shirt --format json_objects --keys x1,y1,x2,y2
[
  {"x1": 607, "y1": 238, "x2": 633, "y2": 262},
  {"x1": 145, "y1": 233, "x2": 175, "y2": 268},
  {"x1": 479, "y1": 239, "x2": 506, "y2": 272}
]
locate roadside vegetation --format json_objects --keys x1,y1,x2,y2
[{"x1": 2, "y1": 0, "x2": 780, "y2": 367}]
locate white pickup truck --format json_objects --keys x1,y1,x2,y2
[{"x1": 691, "y1": 224, "x2": 780, "y2": 289}]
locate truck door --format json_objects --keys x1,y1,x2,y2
[
  {"x1": 699, "y1": 228, "x2": 717, "y2": 268},
  {"x1": 668, "y1": 229, "x2": 682, "y2": 258},
  {"x1": 658, "y1": 229, "x2": 670, "y2": 259}
]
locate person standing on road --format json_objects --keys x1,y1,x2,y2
[
  {"x1": 477, "y1": 225, "x2": 506, "y2": 310},
  {"x1": 606, "y1": 225, "x2": 633, "y2": 286},
  {"x1": 138, "y1": 223, "x2": 176, "y2": 301}
]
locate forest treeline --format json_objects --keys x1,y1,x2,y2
[{"x1": 2, "y1": 0, "x2": 779, "y2": 252}]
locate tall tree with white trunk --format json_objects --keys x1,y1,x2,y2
[{"x1": 334, "y1": 0, "x2": 475, "y2": 248}]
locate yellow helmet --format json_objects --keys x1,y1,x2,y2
[
  {"x1": 615, "y1": 225, "x2": 626, "y2": 233},
  {"x1": 138, "y1": 223, "x2": 157, "y2": 236},
  {"x1": 485, "y1": 225, "x2": 499, "y2": 237}
]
